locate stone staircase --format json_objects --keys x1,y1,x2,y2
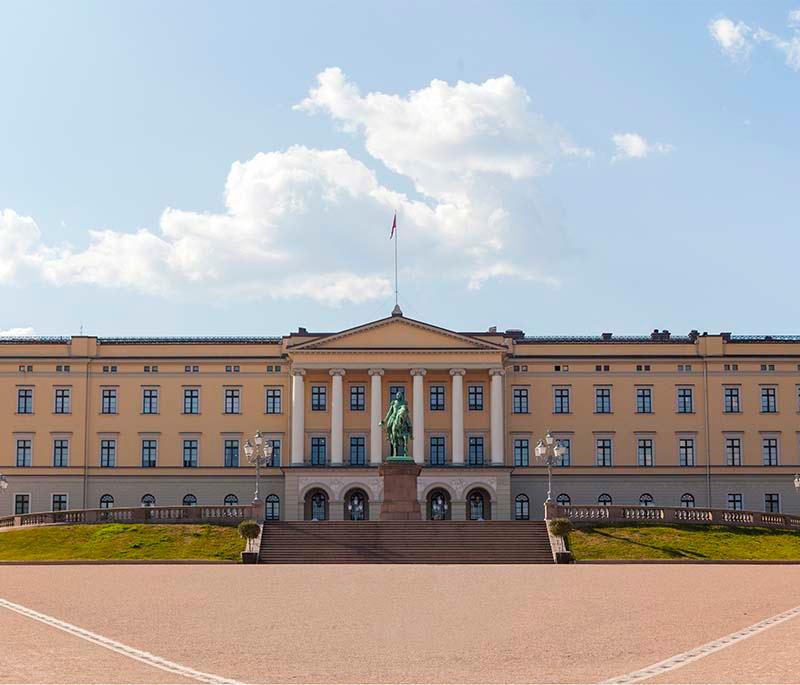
[{"x1": 259, "y1": 520, "x2": 554, "y2": 564}]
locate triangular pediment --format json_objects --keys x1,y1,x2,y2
[{"x1": 288, "y1": 316, "x2": 507, "y2": 352}]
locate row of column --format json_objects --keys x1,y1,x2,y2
[{"x1": 290, "y1": 368, "x2": 505, "y2": 466}]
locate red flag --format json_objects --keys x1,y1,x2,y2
[{"x1": 389, "y1": 212, "x2": 396, "y2": 239}]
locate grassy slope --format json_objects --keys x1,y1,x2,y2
[
  {"x1": 0, "y1": 523, "x2": 246, "y2": 561},
  {"x1": 570, "y1": 524, "x2": 800, "y2": 561}
]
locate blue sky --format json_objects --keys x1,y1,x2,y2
[{"x1": 1, "y1": 1, "x2": 798, "y2": 337}]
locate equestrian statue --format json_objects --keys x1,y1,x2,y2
[{"x1": 379, "y1": 390, "x2": 413, "y2": 459}]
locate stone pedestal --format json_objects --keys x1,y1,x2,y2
[{"x1": 379, "y1": 458, "x2": 422, "y2": 520}]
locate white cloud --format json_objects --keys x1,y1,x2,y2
[
  {"x1": 710, "y1": 11, "x2": 800, "y2": 71},
  {"x1": 611, "y1": 133, "x2": 674, "y2": 162},
  {"x1": 0, "y1": 69, "x2": 592, "y2": 304},
  {"x1": 709, "y1": 18, "x2": 753, "y2": 62},
  {"x1": 0, "y1": 327, "x2": 35, "y2": 337}
]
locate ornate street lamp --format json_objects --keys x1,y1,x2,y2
[
  {"x1": 243, "y1": 431, "x2": 274, "y2": 506},
  {"x1": 0, "y1": 474, "x2": 7, "y2": 494},
  {"x1": 794, "y1": 474, "x2": 800, "y2": 493},
  {"x1": 535, "y1": 432, "x2": 567, "y2": 503}
]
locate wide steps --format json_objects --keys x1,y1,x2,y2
[{"x1": 259, "y1": 521, "x2": 554, "y2": 564}]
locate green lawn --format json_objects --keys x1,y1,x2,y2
[
  {"x1": 570, "y1": 524, "x2": 800, "y2": 561},
  {"x1": 0, "y1": 523, "x2": 246, "y2": 561}
]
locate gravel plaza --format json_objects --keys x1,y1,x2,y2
[{"x1": 1, "y1": 563, "x2": 800, "y2": 684}]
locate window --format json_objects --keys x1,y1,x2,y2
[
  {"x1": 596, "y1": 438, "x2": 612, "y2": 466},
  {"x1": 467, "y1": 491, "x2": 486, "y2": 520},
  {"x1": 595, "y1": 388, "x2": 611, "y2": 413},
  {"x1": 677, "y1": 364, "x2": 692, "y2": 372},
  {"x1": 515, "y1": 494, "x2": 530, "y2": 520},
  {"x1": 141, "y1": 494, "x2": 156, "y2": 507},
  {"x1": 311, "y1": 437, "x2": 327, "y2": 465},
  {"x1": 53, "y1": 439, "x2": 69, "y2": 467},
  {"x1": 764, "y1": 493, "x2": 780, "y2": 513},
  {"x1": 636, "y1": 388, "x2": 652, "y2": 414},
  {"x1": 467, "y1": 385, "x2": 484, "y2": 411},
  {"x1": 100, "y1": 439, "x2": 116, "y2": 467},
  {"x1": 762, "y1": 437, "x2": 779, "y2": 466},
  {"x1": 349, "y1": 436, "x2": 366, "y2": 465},
  {"x1": 429, "y1": 436, "x2": 446, "y2": 465},
  {"x1": 727, "y1": 493, "x2": 743, "y2": 511},
  {"x1": 639, "y1": 493, "x2": 654, "y2": 506},
  {"x1": 100, "y1": 494, "x2": 114, "y2": 509},
  {"x1": 268, "y1": 439, "x2": 281, "y2": 466},
  {"x1": 679, "y1": 438, "x2": 695, "y2": 467},
  {"x1": 265, "y1": 387, "x2": 281, "y2": 414},
  {"x1": 389, "y1": 385, "x2": 406, "y2": 402},
  {"x1": 101, "y1": 388, "x2": 117, "y2": 414},
  {"x1": 637, "y1": 438, "x2": 654, "y2": 467},
  {"x1": 680, "y1": 493, "x2": 695, "y2": 508},
  {"x1": 724, "y1": 363, "x2": 739, "y2": 371},
  {"x1": 677, "y1": 387, "x2": 693, "y2": 413},
  {"x1": 182, "y1": 494, "x2": 197, "y2": 506},
  {"x1": 266, "y1": 494, "x2": 280, "y2": 520},
  {"x1": 429, "y1": 385, "x2": 445, "y2": 411},
  {"x1": 224, "y1": 494, "x2": 238, "y2": 506},
  {"x1": 724, "y1": 387, "x2": 740, "y2": 413},
  {"x1": 15, "y1": 494, "x2": 30, "y2": 515},
  {"x1": 636, "y1": 364, "x2": 651, "y2": 372},
  {"x1": 761, "y1": 363, "x2": 775, "y2": 372},
  {"x1": 17, "y1": 388, "x2": 33, "y2": 414},
  {"x1": 350, "y1": 385, "x2": 365, "y2": 411},
  {"x1": 513, "y1": 438, "x2": 529, "y2": 466},
  {"x1": 598, "y1": 493, "x2": 612, "y2": 506},
  {"x1": 54, "y1": 388, "x2": 71, "y2": 414},
  {"x1": 184, "y1": 388, "x2": 199, "y2": 414},
  {"x1": 725, "y1": 437, "x2": 742, "y2": 466},
  {"x1": 555, "y1": 438, "x2": 571, "y2": 466},
  {"x1": 553, "y1": 387, "x2": 570, "y2": 414},
  {"x1": 311, "y1": 385, "x2": 327, "y2": 411},
  {"x1": 556, "y1": 493, "x2": 571, "y2": 506},
  {"x1": 760, "y1": 387, "x2": 777, "y2": 413},
  {"x1": 224, "y1": 439, "x2": 239, "y2": 467},
  {"x1": 468, "y1": 436, "x2": 485, "y2": 465},
  {"x1": 52, "y1": 494, "x2": 68, "y2": 511},
  {"x1": 16, "y1": 439, "x2": 32, "y2": 467},
  {"x1": 183, "y1": 439, "x2": 198, "y2": 467},
  {"x1": 142, "y1": 388, "x2": 159, "y2": 414},
  {"x1": 224, "y1": 388, "x2": 241, "y2": 414},
  {"x1": 141, "y1": 439, "x2": 157, "y2": 467},
  {"x1": 512, "y1": 387, "x2": 529, "y2": 413}
]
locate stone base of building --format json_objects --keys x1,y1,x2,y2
[{"x1": 379, "y1": 459, "x2": 422, "y2": 520}]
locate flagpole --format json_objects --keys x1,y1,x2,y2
[{"x1": 394, "y1": 213, "x2": 398, "y2": 307}]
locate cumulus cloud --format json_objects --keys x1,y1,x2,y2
[
  {"x1": 710, "y1": 11, "x2": 800, "y2": 71},
  {"x1": 0, "y1": 69, "x2": 591, "y2": 304},
  {"x1": 0, "y1": 327, "x2": 35, "y2": 337},
  {"x1": 611, "y1": 133, "x2": 674, "y2": 162}
]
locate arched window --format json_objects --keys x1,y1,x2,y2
[
  {"x1": 224, "y1": 494, "x2": 238, "y2": 506},
  {"x1": 305, "y1": 490, "x2": 327, "y2": 521},
  {"x1": 266, "y1": 494, "x2": 280, "y2": 520},
  {"x1": 141, "y1": 493, "x2": 156, "y2": 508},
  {"x1": 556, "y1": 493, "x2": 571, "y2": 506},
  {"x1": 639, "y1": 493, "x2": 654, "y2": 507},
  {"x1": 680, "y1": 493, "x2": 695, "y2": 508},
  {"x1": 428, "y1": 489, "x2": 451, "y2": 520},
  {"x1": 515, "y1": 494, "x2": 530, "y2": 520},
  {"x1": 99, "y1": 494, "x2": 114, "y2": 509},
  {"x1": 598, "y1": 493, "x2": 612, "y2": 506},
  {"x1": 346, "y1": 490, "x2": 368, "y2": 521},
  {"x1": 182, "y1": 494, "x2": 197, "y2": 506},
  {"x1": 467, "y1": 490, "x2": 486, "y2": 520}
]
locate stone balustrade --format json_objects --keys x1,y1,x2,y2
[
  {"x1": 0, "y1": 504, "x2": 254, "y2": 530},
  {"x1": 547, "y1": 502, "x2": 800, "y2": 531}
]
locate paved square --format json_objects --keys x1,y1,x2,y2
[{"x1": 1, "y1": 564, "x2": 799, "y2": 684}]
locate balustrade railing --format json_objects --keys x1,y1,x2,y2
[
  {"x1": 0, "y1": 505, "x2": 254, "y2": 530},
  {"x1": 548, "y1": 503, "x2": 800, "y2": 531}
]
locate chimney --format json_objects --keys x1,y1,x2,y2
[
  {"x1": 601, "y1": 332, "x2": 613, "y2": 341},
  {"x1": 488, "y1": 326, "x2": 497, "y2": 333}
]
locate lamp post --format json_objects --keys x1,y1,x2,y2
[
  {"x1": 534, "y1": 432, "x2": 567, "y2": 504},
  {"x1": 0, "y1": 474, "x2": 7, "y2": 495},
  {"x1": 243, "y1": 431, "x2": 274, "y2": 509},
  {"x1": 794, "y1": 474, "x2": 800, "y2": 493}
]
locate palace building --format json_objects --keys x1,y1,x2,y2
[{"x1": 2, "y1": 309, "x2": 800, "y2": 520}]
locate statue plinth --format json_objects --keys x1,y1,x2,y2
[{"x1": 379, "y1": 458, "x2": 422, "y2": 520}]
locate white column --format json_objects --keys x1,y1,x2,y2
[
  {"x1": 490, "y1": 368, "x2": 505, "y2": 465},
  {"x1": 410, "y1": 369, "x2": 426, "y2": 465},
  {"x1": 369, "y1": 368, "x2": 384, "y2": 465},
  {"x1": 329, "y1": 369, "x2": 345, "y2": 465},
  {"x1": 291, "y1": 369, "x2": 306, "y2": 465},
  {"x1": 450, "y1": 369, "x2": 465, "y2": 465}
]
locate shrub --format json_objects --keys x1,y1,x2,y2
[
  {"x1": 548, "y1": 518, "x2": 573, "y2": 538},
  {"x1": 238, "y1": 520, "x2": 261, "y2": 552}
]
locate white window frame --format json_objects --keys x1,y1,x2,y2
[
  {"x1": 12, "y1": 492, "x2": 31, "y2": 515},
  {"x1": 50, "y1": 493, "x2": 69, "y2": 512}
]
